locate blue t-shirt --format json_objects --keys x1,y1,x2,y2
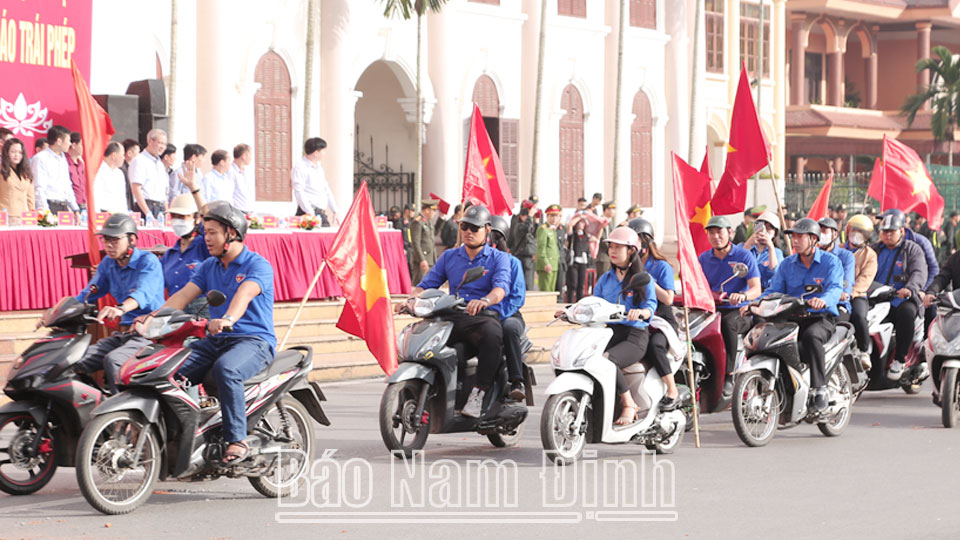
[
  {"x1": 744, "y1": 244, "x2": 783, "y2": 290},
  {"x1": 500, "y1": 254, "x2": 526, "y2": 319},
  {"x1": 159, "y1": 233, "x2": 211, "y2": 296},
  {"x1": 645, "y1": 258, "x2": 675, "y2": 293},
  {"x1": 76, "y1": 248, "x2": 165, "y2": 326},
  {"x1": 418, "y1": 244, "x2": 512, "y2": 318},
  {"x1": 189, "y1": 246, "x2": 276, "y2": 352},
  {"x1": 826, "y1": 245, "x2": 855, "y2": 311},
  {"x1": 764, "y1": 248, "x2": 844, "y2": 317},
  {"x1": 698, "y1": 244, "x2": 761, "y2": 309},
  {"x1": 593, "y1": 269, "x2": 658, "y2": 328}
]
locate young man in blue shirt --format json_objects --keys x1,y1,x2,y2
[
  {"x1": 399, "y1": 205, "x2": 512, "y2": 418},
  {"x1": 698, "y1": 216, "x2": 762, "y2": 396},
  {"x1": 746, "y1": 218, "x2": 844, "y2": 412},
  {"x1": 140, "y1": 201, "x2": 275, "y2": 465},
  {"x1": 489, "y1": 215, "x2": 528, "y2": 401},
  {"x1": 818, "y1": 217, "x2": 855, "y2": 316},
  {"x1": 74, "y1": 214, "x2": 165, "y2": 393}
]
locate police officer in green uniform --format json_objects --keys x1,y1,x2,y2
[
  {"x1": 536, "y1": 204, "x2": 563, "y2": 292},
  {"x1": 408, "y1": 198, "x2": 438, "y2": 285}
]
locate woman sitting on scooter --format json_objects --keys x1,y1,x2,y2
[
  {"x1": 592, "y1": 227, "x2": 658, "y2": 426},
  {"x1": 628, "y1": 218, "x2": 681, "y2": 411}
]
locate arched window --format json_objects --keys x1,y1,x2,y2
[
  {"x1": 471, "y1": 75, "x2": 518, "y2": 198},
  {"x1": 630, "y1": 90, "x2": 653, "y2": 207},
  {"x1": 254, "y1": 51, "x2": 292, "y2": 202},
  {"x1": 559, "y1": 85, "x2": 584, "y2": 207}
]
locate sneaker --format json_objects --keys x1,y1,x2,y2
[
  {"x1": 722, "y1": 377, "x2": 734, "y2": 398},
  {"x1": 461, "y1": 387, "x2": 485, "y2": 418},
  {"x1": 915, "y1": 362, "x2": 930, "y2": 380},
  {"x1": 509, "y1": 381, "x2": 526, "y2": 402},
  {"x1": 858, "y1": 350, "x2": 872, "y2": 371},
  {"x1": 887, "y1": 360, "x2": 905, "y2": 381}
]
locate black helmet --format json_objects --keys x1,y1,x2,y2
[
  {"x1": 97, "y1": 213, "x2": 138, "y2": 238},
  {"x1": 489, "y1": 215, "x2": 510, "y2": 240},
  {"x1": 786, "y1": 217, "x2": 821, "y2": 237},
  {"x1": 460, "y1": 204, "x2": 491, "y2": 228},
  {"x1": 627, "y1": 217, "x2": 654, "y2": 239},
  {"x1": 882, "y1": 208, "x2": 905, "y2": 220},
  {"x1": 203, "y1": 201, "x2": 247, "y2": 241},
  {"x1": 817, "y1": 217, "x2": 839, "y2": 231},
  {"x1": 879, "y1": 212, "x2": 905, "y2": 231}
]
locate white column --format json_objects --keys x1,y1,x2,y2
[
  {"x1": 423, "y1": 7, "x2": 459, "y2": 206},
  {"x1": 727, "y1": 0, "x2": 741, "y2": 103},
  {"x1": 662, "y1": 0, "x2": 689, "y2": 243},
  {"x1": 195, "y1": 0, "x2": 228, "y2": 149},
  {"x1": 773, "y1": 0, "x2": 786, "y2": 180},
  {"x1": 319, "y1": 0, "x2": 356, "y2": 211}
]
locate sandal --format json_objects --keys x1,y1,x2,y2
[
  {"x1": 615, "y1": 404, "x2": 640, "y2": 426},
  {"x1": 222, "y1": 441, "x2": 249, "y2": 465}
]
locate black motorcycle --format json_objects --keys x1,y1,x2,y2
[{"x1": 379, "y1": 267, "x2": 536, "y2": 457}]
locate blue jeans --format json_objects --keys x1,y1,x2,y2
[{"x1": 176, "y1": 335, "x2": 272, "y2": 443}]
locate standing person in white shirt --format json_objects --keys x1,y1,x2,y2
[
  {"x1": 169, "y1": 144, "x2": 207, "y2": 204},
  {"x1": 291, "y1": 137, "x2": 338, "y2": 227},
  {"x1": 202, "y1": 149, "x2": 233, "y2": 203},
  {"x1": 129, "y1": 128, "x2": 169, "y2": 220},
  {"x1": 31, "y1": 125, "x2": 78, "y2": 213},
  {"x1": 230, "y1": 143, "x2": 255, "y2": 214},
  {"x1": 93, "y1": 142, "x2": 129, "y2": 214}
]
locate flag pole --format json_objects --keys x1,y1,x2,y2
[
  {"x1": 682, "y1": 304, "x2": 701, "y2": 448},
  {"x1": 278, "y1": 260, "x2": 328, "y2": 351},
  {"x1": 764, "y1": 159, "x2": 792, "y2": 255}
]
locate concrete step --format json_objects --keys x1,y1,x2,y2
[{"x1": 0, "y1": 311, "x2": 47, "y2": 334}]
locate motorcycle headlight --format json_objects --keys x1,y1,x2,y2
[
  {"x1": 744, "y1": 327, "x2": 759, "y2": 351},
  {"x1": 411, "y1": 297, "x2": 440, "y2": 317},
  {"x1": 929, "y1": 324, "x2": 960, "y2": 357},
  {"x1": 569, "y1": 304, "x2": 596, "y2": 325},
  {"x1": 139, "y1": 316, "x2": 184, "y2": 340},
  {"x1": 397, "y1": 325, "x2": 413, "y2": 358},
  {"x1": 551, "y1": 340, "x2": 562, "y2": 366}
]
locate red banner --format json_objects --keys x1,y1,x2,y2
[{"x1": 0, "y1": 0, "x2": 93, "y2": 155}]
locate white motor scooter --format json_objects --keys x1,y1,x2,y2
[{"x1": 540, "y1": 278, "x2": 687, "y2": 465}]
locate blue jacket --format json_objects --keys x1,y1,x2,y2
[
  {"x1": 698, "y1": 244, "x2": 761, "y2": 309},
  {"x1": 76, "y1": 248, "x2": 165, "y2": 326},
  {"x1": 418, "y1": 244, "x2": 512, "y2": 318},
  {"x1": 744, "y1": 244, "x2": 783, "y2": 290},
  {"x1": 825, "y1": 245, "x2": 855, "y2": 312},
  {"x1": 500, "y1": 254, "x2": 526, "y2": 319},
  {"x1": 764, "y1": 248, "x2": 844, "y2": 317},
  {"x1": 593, "y1": 269, "x2": 658, "y2": 328}
]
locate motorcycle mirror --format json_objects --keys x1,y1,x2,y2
[
  {"x1": 804, "y1": 284, "x2": 823, "y2": 293},
  {"x1": 627, "y1": 271, "x2": 651, "y2": 290},
  {"x1": 455, "y1": 266, "x2": 486, "y2": 296},
  {"x1": 84, "y1": 284, "x2": 99, "y2": 303},
  {"x1": 206, "y1": 290, "x2": 227, "y2": 307},
  {"x1": 733, "y1": 263, "x2": 749, "y2": 278}
]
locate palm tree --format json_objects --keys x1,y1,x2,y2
[
  {"x1": 377, "y1": 0, "x2": 449, "y2": 205},
  {"x1": 902, "y1": 45, "x2": 960, "y2": 143}
]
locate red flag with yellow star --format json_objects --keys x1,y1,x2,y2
[
  {"x1": 868, "y1": 135, "x2": 945, "y2": 230},
  {"x1": 711, "y1": 63, "x2": 771, "y2": 215},
  {"x1": 686, "y1": 152, "x2": 714, "y2": 256},
  {"x1": 672, "y1": 153, "x2": 715, "y2": 313},
  {"x1": 326, "y1": 181, "x2": 398, "y2": 374},
  {"x1": 463, "y1": 103, "x2": 515, "y2": 215}
]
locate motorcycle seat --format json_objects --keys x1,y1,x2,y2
[
  {"x1": 824, "y1": 323, "x2": 851, "y2": 350},
  {"x1": 246, "y1": 349, "x2": 307, "y2": 384}
]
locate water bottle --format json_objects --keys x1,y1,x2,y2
[
  {"x1": 157, "y1": 212, "x2": 165, "y2": 229},
  {"x1": 80, "y1": 208, "x2": 88, "y2": 227},
  {"x1": 147, "y1": 214, "x2": 156, "y2": 228}
]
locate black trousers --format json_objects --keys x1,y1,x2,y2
[
  {"x1": 76, "y1": 332, "x2": 149, "y2": 393},
  {"x1": 643, "y1": 330, "x2": 672, "y2": 380},
  {"x1": 850, "y1": 297, "x2": 870, "y2": 352},
  {"x1": 604, "y1": 325, "x2": 650, "y2": 395},
  {"x1": 555, "y1": 264, "x2": 567, "y2": 298},
  {"x1": 720, "y1": 309, "x2": 752, "y2": 375},
  {"x1": 798, "y1": 315, "x2": 836, "y2": 388},
  {"x1": 501, "y1": 313, "x2": 525, "y2": 383},
  {"x1": 518, "y1": 256, "x2": 535, "y2": 291},
  {"x1": 888, "y1": 300, "x2": 919, "y2": 363},
  {"x1": 566, "y1": 263, "x2": 588, "y2": 303},
  {"x1": 445, "y1": 311, "x2": 503, "y2": 391}
]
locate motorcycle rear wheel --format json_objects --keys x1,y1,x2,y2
[
  {"x1": 732, "y1": 372, "x2": 779, "y2": 447},
  {"x1": 0, "y1": 413, "x2": 58, "y2": 495},
  {"x1": 940, "y1": 368, "x2": 959, "y2": 428},
  {"x1": 540, "y1": 391, "x2": 589, "y2": 466},
  {"x1": 249, "y1": 398, "x2": 315, "y2": 498},
  {"x1": 380, "y1": 380, "x2": 431, "y2": 458},
  {"x1": 75, "y1": 412, "x2": 160, "y2": 515}
]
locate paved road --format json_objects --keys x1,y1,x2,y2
[{"x1": 2, "y1": 364, "x2": 959, "y2": 540}]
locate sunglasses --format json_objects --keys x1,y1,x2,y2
[{"x1": 459, "y1": 222, "x2": 481, "y2": 233}]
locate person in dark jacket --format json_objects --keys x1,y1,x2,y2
[
  {"x1": 508, "y1": 207, "x2": 537, "y2": 289},
  {"x1": 885, "y1": 209, "x2": 939, "y2": 340},
  {"x1": 565, "y1": 215, "x2": 592, "y2": 302}
]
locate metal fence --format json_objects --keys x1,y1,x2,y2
[{"x1": 783, "y1": 165, "x2": 960, "y2": 214}]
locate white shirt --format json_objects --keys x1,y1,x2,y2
[
  {"x1": 168, "y1": 164, "x2": 201, "y2": 204},
  {"x1": 203, "y1": 169, "x2": 234, "y2": 203},
  {"x1": 31, "y1": 148, "x2": 78, "y2": 211},
  {"x1": 230, "y1": 162, "x2": 255, "y2": 212},
  {"x1": 128, "y1": 151, "x2": 168, "y2": 203},
  {"x1": 291, "y1": 157, "x2": 338, "y2": 216},
  {"x1": 93, "y1": 162, "x2": 128, "y2": 214}
]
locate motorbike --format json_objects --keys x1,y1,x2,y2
[
  {"x1": 540, "y1": 273, "x2": 688, "y2": 465},
  {"x1": 672, "y1": 262, "x2": 750, "y2": 430},
  {"x1": 73, "y1": 291, "x2": 330, "y2": 515},
  {"x1": 379, "y1": 266, "x2": 536, "y2": 458},
  {"x1": 925, "y1": 290, "x2": 960, "y2": 428},
  {"x1": 0, "y1": 291, "x2": 105, "y2": 495},
  {"x1": 863, "y1": 283, "x2": 928, "y2": 394},
  {"x1": 731, "y1": 288, "x2": 861, "y2": 447}
]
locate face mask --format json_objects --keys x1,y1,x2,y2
[
  {"x1": 819, "y1": 232, "x2": 833, "y2": 247},
  {"x1": 848, "y1": 232, "x2": 865, "y2": 247},
  {"x1": 171, "y1": 218, "x2": 195, "y2": 237}
]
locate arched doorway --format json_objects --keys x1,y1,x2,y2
[
  {"x1": 630, "y1": 90, "x2": 653, "y2": 207},
  {"x1": 559, "y1": 85, "x2": 584, "y2": 207},
  {"x1": 253, "y1": 51, "x2": 292, "y2": 202}
]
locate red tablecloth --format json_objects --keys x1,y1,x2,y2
[{"x1": 0, "y1": 227, "x2": 411, "y2": 311}]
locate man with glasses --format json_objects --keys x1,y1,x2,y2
[{"x1": 397, "y1": 204, "x2": 512, "y2": 418}]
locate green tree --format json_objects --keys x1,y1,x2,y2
[
  {"x1": 902, "y1": 45, "x2": 960, "y2": 142},
  {"x1": 377, "y1": 0, "x2": 449, "y2": 205}
]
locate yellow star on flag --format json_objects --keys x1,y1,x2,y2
[
  {"x1": 727, "y1": 143, "x2": 737, "y2": 154},
  {"x1": 690, "y1": 201, "x2": 713, "y2": 227},
  {"x1": 904, "y1": 165, "x2": 932, "y2": 200},
  {"x1": 360, "y1": 253, "x2": 389, "y2": 311},
  {"x1": 482, "y1": 156, "x2": 494, "y2": 179}
]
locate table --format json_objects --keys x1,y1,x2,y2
[{"x1": 0, "y1": 227, "x2": 411, "y2": 311}]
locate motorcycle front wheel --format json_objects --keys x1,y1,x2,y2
[
  {"x1": 540, "y1": 391, "x2": 589, "y2": 466},
  {"x1": 941, "y1": 368, "x2": 959, "y2": 428},
  {"x1": 0, "y1": 412, "x2": 58, "y2": 495},
  {"x1": 75, "y1": 412, "x2": 160, "y2": 515},
  {"x1": 818, "y1": 364, "x2": 853, "y2": 437},
  {"x1": 380, "y1": 380, "x2": 431, "y2": 458},
  {"x1": 732, "y1": 371, "x2": 780, "y2": 447},
  {"x1": 249, "y1": 398, "x2": 315, "y2": 498}
]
